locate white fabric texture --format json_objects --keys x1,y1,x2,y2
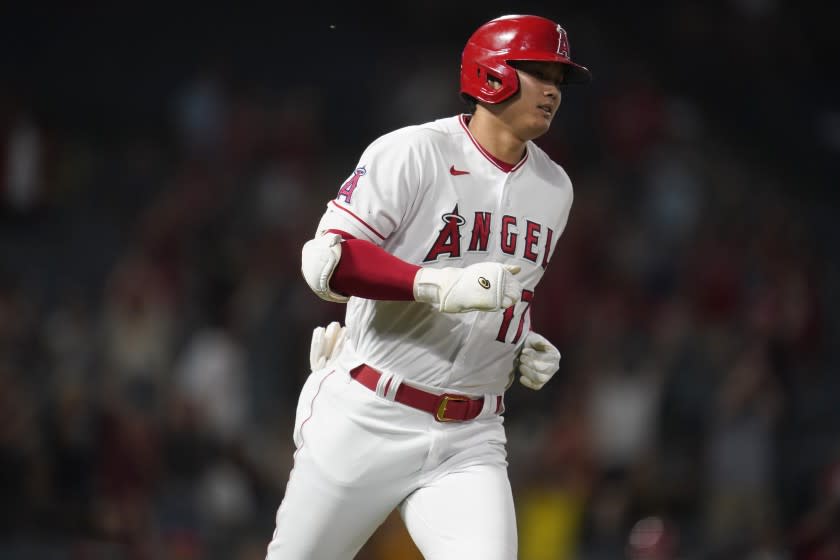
[{"x1": 267, "y1": 367, "x2": 513, "y2": 560}]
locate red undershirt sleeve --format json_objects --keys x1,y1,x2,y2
[{"x1": 326, "y1": 230, "x2": 420, "y2": 301}]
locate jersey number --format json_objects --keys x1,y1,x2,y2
[{"x1": 496, "y1": 289, "x2": 533, "y2": 343}]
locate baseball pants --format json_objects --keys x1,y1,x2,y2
[{"x1": 265, "y1": 366, "x2": 517, "y2": 559}]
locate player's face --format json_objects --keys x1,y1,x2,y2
[{"x1": 503, "y1": 61, "x2": 565, "y2": 140}]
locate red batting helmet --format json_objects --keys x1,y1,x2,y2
[{"x1": 460, "y1": 14, "x2": 592, "y2": 105}]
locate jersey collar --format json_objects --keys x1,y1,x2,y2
[{"x1": 458, "y1": 114, "x2": 529, "y2": 173}]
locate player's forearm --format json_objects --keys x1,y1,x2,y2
[
  {"x1": 301, "y1": 232, "x2": 521, "y2": 312},
  {"x1": 330, "y1": 238, "x2": 419, "y2": 300}
]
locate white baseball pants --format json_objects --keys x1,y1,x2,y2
[{"x1": 265, "y1": 367, "x2": 517, "y2": 559}]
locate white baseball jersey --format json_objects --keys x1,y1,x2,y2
[{"x1": 317, "y1": 114, "x2": 573, "y2": 395}]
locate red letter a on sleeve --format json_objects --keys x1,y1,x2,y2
[{"x1": 337, "y1": 166, "x2": 367, "y2": 203}]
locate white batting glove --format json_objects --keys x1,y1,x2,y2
[
  {"x1": 301, "y1": 233, "x2": 350, "y2": 303},
  {"x1": 413, "y1": 262, "x2": 522, "y2": 313},
  {"x1": 517, "y1": 331, "x2": 561, "y2": 390},
  {"x1": 309, "y1": 321, "x2": 347, "y2": 371}
]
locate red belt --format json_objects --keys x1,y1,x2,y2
[{"x1": 350, "y1": 364, "x2": 503, "y2": 423}]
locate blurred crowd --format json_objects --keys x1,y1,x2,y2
[{"x1": 1, "y1": 3, "x2": 839, "y2": 559}]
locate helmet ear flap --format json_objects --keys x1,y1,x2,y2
[{"x1": 475, "y1": 62, "x2": 519, "y2": 103}]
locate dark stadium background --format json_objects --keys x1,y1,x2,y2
[{"x1": 1, "y1": 2, "x2": 838, "y2": 559}]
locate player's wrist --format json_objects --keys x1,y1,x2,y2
[{"x1": 413, "y1": 267, "x2": 447, "y2": 306}]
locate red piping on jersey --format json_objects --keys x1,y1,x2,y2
[
  {"x1": 292, "y1": 370, "x2": 335, "y2": 460},
  {"x1": 459, "y1": 114, "x2": 529, "y2": 173},
  {"x1": 329, "y1": 200, "x2": 386, "y2": 240}
]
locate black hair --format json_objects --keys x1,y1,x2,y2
[{"x1": 460, "y1": 93, "x2": 477, "y2": 114}]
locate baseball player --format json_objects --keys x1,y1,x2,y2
[{"x1": 266, "y1": 14, "x2": 591, "y2": 559}]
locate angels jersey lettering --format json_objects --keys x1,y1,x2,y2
[
  {"x1": 422, "y1": 207, "x2": 555, "y2": 266},
  {"x1": 317, "y1": 115, "x2": 573, "y2": 394}
]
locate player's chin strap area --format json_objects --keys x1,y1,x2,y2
[{"x1": 349, "y1": 364, "x2": 504, "y2": 422}]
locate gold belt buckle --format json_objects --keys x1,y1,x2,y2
[{"x1": 435, "y1": 394, "x2": 470, "y2": 422}]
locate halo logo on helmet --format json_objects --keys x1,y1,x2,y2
[{"x1": 460, "y1": 14, "x2": 591, "y2": 105}]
